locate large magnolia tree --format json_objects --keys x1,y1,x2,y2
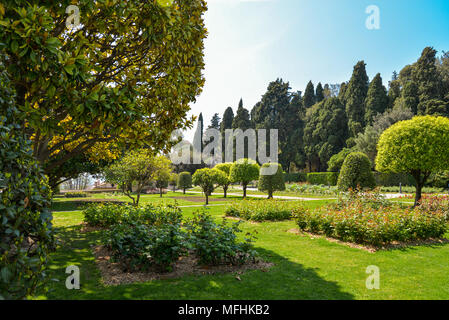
[{"x1": 0, "y1": 0, "x2": 207, "y2": 186}]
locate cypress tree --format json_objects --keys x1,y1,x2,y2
[
  {"x1": 303, "y1": 81, "x2": 316, "y2": 108},
  {"x1": 344, "y1": 61, "x2": 369, "y2": 137},
  {"x1": 232, "y1": 100, "x2": 251, "y2": 130},
  {"x1": 209, "y1": 113, "x2": 221, "y2": 130},
  {"x1": 412, "y1": 47, "x2": 446, "y2": 115},
  {"x1": 315, "y1": 82, "x2": 325, "y2": 102},
  {"x1": 365, "y1": 73, "x2": 388, "y2": 125}
]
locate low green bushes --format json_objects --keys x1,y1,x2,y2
[
  {"x1": 105, "y1": 222, "x2": 185, "y2": 272},
  {"x1": 225, "y1": 200, "x2": 299, "y2": 221},
  {"x1": 293, "y1": 191, "x2": 448, "y2": 246},
  {"x1": 64, "y1": 191, "x2": 89, "y2": 198},
  {"x1": 83, "y1": 203, "x2": 182, "y2": 228},
  {"x1": 185, "y1": 211, "x2": 257, "y2": 266},
  {"x1": 83, "y1": 204, "x2": 257, "y2": 272}
]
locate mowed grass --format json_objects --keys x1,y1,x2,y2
[{"x1": 36, "y1": 196, "x2": 449, "y2": 300}]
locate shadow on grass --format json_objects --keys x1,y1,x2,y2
[{"x1": 39, "y1": 226, "x2": 355, "y2": 300}]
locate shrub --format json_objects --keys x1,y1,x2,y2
[
  {"x1": 185, "y1": 211, "x2": 257, "y2": 266},
  {"x1": 83, "y1": 203, "x2": 182, "y2": 228},
  {"x1": 327, "y1": 148, "x2": 353, "y2": 172},
  {"x1": 337, "y1": 152, "x2": 375, "y2": 190},
  {"x1": 284, "y1": 172, "x2": 307, "y2": 183},
  {"x1": 64, "y1": 191, "x2": 89, "y2": 198},
  {"x1": 293, "y1": 192, "x2": 448, "y2": 246},
  {"x1": 225, "y1": 200, "x2": 299, "y2": 221},
  {"x1": 105, "y1": 222, "x2": 186, "y2": 272},
  {"x1": 307, "y1": 172, "x2": 339, "y2": 186},
  {"x1": 178, "y1": 172, "x2": 192, "y2": 194},
  {"x1": 258, "y1": 163, "x2": 286, "y2": 198},
  {"x1": 0, "y1": 65, "x2": 54, "y2": 300}
]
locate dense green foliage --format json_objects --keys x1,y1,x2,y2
[
  {"x1": 64, "y1": 192, "x2": 89, "y2": 198},
  {"x1": 337, "y1": 152, "x2": 375, "y2": 190},
  {"x1": 307, "y1": 172, "x2": 339, "y2": 186},
  {"x1": 327, "y1": 148, "x2": 353, "y2": 172},
  {"x1": 376, "y1": 116, "x2": 449, "y2": 206},
  {"x1": 0, "y1": 1, "x2": 207, "y2": 186},
  {"x1": 0, "y1": 63, "x2": 54, "y2": 300},
  {"x1": 258, "y1": 163, "x2": 286, "y2": 198},
  {"x1": 365, "y1": 73, "x2": 388, "y2": 125}
]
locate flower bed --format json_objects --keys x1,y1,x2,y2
[
  {"x1": 225, "y1": 200, "x2": 301, "y2": 222},
  {"x1": 293, "y1": 192, "x2": 448, "y2": 246}
]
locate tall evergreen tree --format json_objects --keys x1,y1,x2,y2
[
  {"x1": 365, "y1": 73, "x2": 388, "y2": 125},
  {"x1": 344, "y1": 61, "x2": 369, "y2": 137},
  {"x1": 315, "y1": 82, "x2": 325, "y2": 102},
  {"x1": 220, "y1": 107, "x2": 234, "y2": 161},
  {"x1": 412, "y1": 47, "x2": 446, "y2": 116},
  {"x1": 232, "y1": 100, "x2": 251, "y2": 130},
  {"x1": 208, "y1": 113, "x2": 221, "y2": 130},
  {"x1": 303, "y1": 81, "x2": 316, "y2": 108},
  {"x1": 303, "y1": 98, "x2": 348, "y2": 172}
]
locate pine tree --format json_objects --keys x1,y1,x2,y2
[
  {"x1": 220, "y1": 107, "x2": 234, "y2": 133},
  {"x1": 208, "y1": 113, "x2": 221, "y2": 130},
  {"x1": 303, "y1": 81, "x2": 316, "y2": 108},
  {"x1": 365, "y1": 73, "x2": 388, "y2": 125},
  {"x1": 315, "y1": 82, "x2": 325, "y2": 102},
  {"x1": 232, "y1": 100, "x2": 251, "y2": 130},
  {"x1": 344, "y1": 61, "x2": 369, "y2": 137}
]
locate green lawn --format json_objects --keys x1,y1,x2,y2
[{"x1": 37, "y1": 195, "x2": 449, "y2": 300}]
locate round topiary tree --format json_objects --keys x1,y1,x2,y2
[
  {"x1": 337, "y1": 152, "x2": 376, "y2": 191},
  {"x1": 376, "y1": 116, "x2": 449, "y2": 206},
  {"x1": 214, "y1": 163, "x2": 233, "y2": 198},
  {"x1": 177, "y1": 172, "x2": 192, "y2": 194},
  {"x1": 192, "y1": 168, "x2": 224, "y2": 205},
  {"x1": 258, "y1": 163, "x2": 286, "y2": 199},
  {"x1": 229, "y1": 159, "x2": 260, "y2": 199},
  {"x1": 0, "y1": 61, "x2": 54, "y2": 299}
]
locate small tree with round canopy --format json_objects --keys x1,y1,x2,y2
[
  {"x1": 258, "y1": 163, "x2": 286, "y2": 199},
  {"x1": 229, "y1": 159, "x2": 260, "y2": 199},
  {"x1": 177, "y1": 172, "x2": 192, "y2": 194},
  {"x1": 192, "y1": 168, "x2": 225, "y2": 205},
  {"x1": 376, "y1": 116, "x2": 449, "y2": 206},
  {"x1": 214, "y1": 163, "x2": 233, "y2": 198}
]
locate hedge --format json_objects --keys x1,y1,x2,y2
[
  {"x1": 306, "y1": 172, "x2": 339, "y2": 186},
  {"x1": 373, "y1": 172, "x2": 415, "y2": 187},
  {"x1": 283, "y1": 172, "x2": 307, "y2": 183}
]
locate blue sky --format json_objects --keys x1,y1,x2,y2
[{"x1": 185, "y1": 0, "x2": 449, "y2": 140}]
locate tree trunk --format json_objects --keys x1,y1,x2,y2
[
  {"x1": 414, "y1": 182, "x2": 423, "y2": 208},
  {"x1": 183, "y1": 188, "x2": 186, "y2": 194},
  {"x1": 160, "y1": 188, "x2": 163, "y2": 198},
  {"x1": 224, "y1": 186, "x2": 228, "y2": 198},
  {"x1": 205, "y1": 193, "x2": 209, "y2": 205},
  {"x1": 243, "y1": 184, "x2": 247, "y2": 199},
  {"x1": 411, "y1": 170, "x2": 430, "y2": 208},
  {"x1": 268, "y1": 189, "x2": 273, "y2": 199}
]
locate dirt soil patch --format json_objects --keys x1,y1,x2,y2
[
  {"x1": 92, "y1": 245, "x2": 273, "y2": 286},
  {"x1": 287, "y1": 228, "x2": 449, "y2": 253},
  {"x1": 171, "y1": 196, "x2": 228, "y2": 203}
]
